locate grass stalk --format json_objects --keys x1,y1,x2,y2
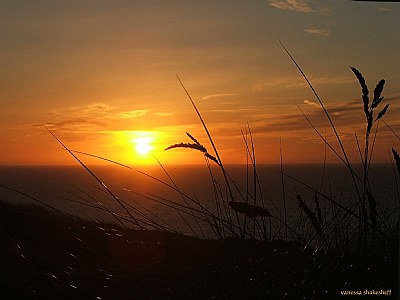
[
  {"x1": 153, "y1": 155, "x2": 201, "y2": 238},
  {"x1": 280, "y1": 42, "x2": 363, "y2": 211},
  {"x1": 283, "y1": 172, "x2": 391, "y2": 241},
  {"x1": 280, "y1": 138, "x2": 288, "y2": 240},
  {"x1": 176, "y1": 75, "x2": 243, "y2": 238}
]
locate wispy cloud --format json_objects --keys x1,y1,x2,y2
[
  {"x1": 377, "y1": 7, "x2": 394, "y2": 12},
  {"x1": 303, "y1": 99, "x2": 319, "y2": 107},
  {"x1": 51, "y1": 103, "x2": 151, "y2": 120},
  {"x1": 40, "y1": 118, "x2": 110, "y2": 139},
  {"x1": 249, "y1": 96, "x2": 400, "y2": 139},
  {"x1": 252, "y1": 75, "x2": 354, "y2": 91},
  {"x1": 304, "y1": 27, "x2": 331, "y2": 37},
  {"x1": 114, "y1": 109, "x2": 148, "y2": 119},
  {"x1": 202, "y1": 93, "x2": 234, "y2": 100},
  {"x1": 269, "y1": 0, "x2": 314, "y2": 13},
  {"x1": 243, "y1": 98, "x2": 375, "y2": 138},
  {"x1": 153, "y1": 112, "x2": 175, "y2": 117},
  {"x1": 209, "y1": 108, "x2": 256, "y2": 113},
  {"x1": 386, "y1": 95, "x2": 400, "y2": 102},
  {"x1": 44, "y1": 103, "x2": 152, "y2": 134},
  {"x1": 50, "y1": 102, "x2": 115, "y2": 119}
]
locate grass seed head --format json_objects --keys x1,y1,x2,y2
[
  {"x1": 297, "y1": 195, "x2": 323, "y2": 237},
  {"x1": 229, "y1": 201, "x2": 271, "y2": 218}
]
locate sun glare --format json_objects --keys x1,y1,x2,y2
[
  {"x1": 116, "y1": 130, "x2": 162, "y2": 164},
  {"x1": 134, "y1": 137, "x2": 154, "y2": 155},
  {"x1": 134, "y1": 137, "x2": 154, "y2": 156}
]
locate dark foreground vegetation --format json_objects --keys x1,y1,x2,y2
[
  {"x1": 1, "y1": 51, "x2": 399, "y2": 298},
  {"x1": 0, "y1": 200, "x2": 397, "y2": 299}
]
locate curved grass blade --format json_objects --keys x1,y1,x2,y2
[{"x1": 45, "y1": 126, "x2": 143, "y2": 230}]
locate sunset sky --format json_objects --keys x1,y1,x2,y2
[{"x1": 1, "y1": 0, "x2": 399, "y2": 166}]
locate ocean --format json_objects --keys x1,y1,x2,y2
[{"x1": 0, "y1": 164, "x2": 398, "y2": 238}]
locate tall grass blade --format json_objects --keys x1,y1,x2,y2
[
  {"x1": 279, "y1": 41, "x2": 361, "y2": 207},
  {"x1": 69, "y1": 149, "x2": 223, "y2": 227},
  {"x1": 384, "y1": 121, "x2": 400, "y2": 141},
  {"x1": 176, "y1": 75, "x2": 242, "y2": 237},
  {"x1": 186, "y1": 132, "x2": 201, "y2": 145},
  {"x1": 153, "y1": 155, "x2": 202, "y2": 238},
  {"x1": 284, "y1": 172, "x2": 391, "y2": 240},
  {"x1": 280, "y1": 138, "x2": 288, "y2": 240}
]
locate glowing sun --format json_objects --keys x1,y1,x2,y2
[{"x1": 134, "y1": 137, "x2": 154, "y2": 155}]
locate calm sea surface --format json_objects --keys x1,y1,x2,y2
[{"x1": 0, "y1": 164, "x2": 398, "y2": 237}]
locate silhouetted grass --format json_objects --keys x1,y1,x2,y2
[{"x1": 1, "y1": 44, "x2": 398, "y2": 298}]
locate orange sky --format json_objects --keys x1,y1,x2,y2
[{"x1": 1, "y1": 1, "x2": 399, "y2": 166}]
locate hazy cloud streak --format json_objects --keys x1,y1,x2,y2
[
  {"x1": 252, "y1": 75, "x2": 354, "y2": 91},
  {"x1": 304, "y1": 27, "x2": 331, "y2": 37},
  {"x1": 269, "y1": 0, "x2": 314, "y2": 13},
  {"x1": 202, "y1": 93, "x2": 235, "y2": 100}
]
